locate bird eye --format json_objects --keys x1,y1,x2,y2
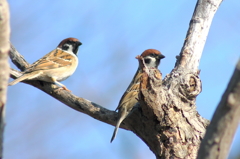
[
  {"x1": 62, "y1": 44, "x2": 69, "y2": 51},
  {"x1": 150, "y1": 53, "x2": 154, "y2": 56},
  {"x1": 144, "y1": 58, "x2": 151, "y2": 64}
]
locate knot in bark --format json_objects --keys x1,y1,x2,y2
[{"x1": 178, "y1": 72, "x2": 202, "y2": 103}]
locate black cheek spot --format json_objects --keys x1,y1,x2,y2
[{"x1": 144, "y1": 59, "x2": 151, "y2": 64}]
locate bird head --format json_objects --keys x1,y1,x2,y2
[
  {"x1": 58, "y1": 38, "x2": 82, "y2": 55},
  {"x1": 140, "y1": 49, "x2": 165, "y2": 68}
]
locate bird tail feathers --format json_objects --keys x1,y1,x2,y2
[
  {"x1": 110, "y1": 123, "x2": 120, "y2": 143},
  {"x1": 8, "y1": 73, "x2": 39, "y2": 86},
  {"x1": 110, "y1": 115, "x2": 126, "y2": 143}
]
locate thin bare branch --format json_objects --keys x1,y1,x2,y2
[
  {"x1": 175, "y1": 0, "x2": 223, "y2": 72},
  {"x1": 197, "y1": 59, "x2": 240, "y2": 159}
]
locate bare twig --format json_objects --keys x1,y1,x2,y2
[{"x1": 197, "y1": 59, "x2": 240, "y2": 159}]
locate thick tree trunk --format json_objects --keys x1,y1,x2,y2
[
  {"x1": 128, "y1": 57, "x2": 209, "y2": 158},
  {"x1": 0, "y1": 0, "x2": 10, "y2": 158},
  {"x1": 124, "y1": 0, "x2": 222, "y2": 158}
]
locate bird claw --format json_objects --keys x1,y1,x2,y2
[{"x1": 59, "y1": 86, "x2": 71, "y2": 92}]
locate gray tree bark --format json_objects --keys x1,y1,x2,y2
[
  {"x1": 0, "y1": 0, "x2": 10, "y2": 158},
  {"x1": 8, "y1": 0, "x2": 239, "y2": 159},
  {"x1": 197, "y1": 60, "x2": 240, "y2": 159}
]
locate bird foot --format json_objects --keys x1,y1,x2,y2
[{"x1": 59, "y1": 86, "x2": 71, "y2": 92}]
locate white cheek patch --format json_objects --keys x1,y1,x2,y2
[
  {"x1": 57, "y1": 45, "x2": 76, "y2": 57},
  {"x1": 150, "y1": 57, "x2": 156, "y2": 63},
  {"x1": 65, "y1": 44, "x2": 73, "y2": 53},
  {"x1": 145, "y1": 56, "x2": 156, "y2": 67}
]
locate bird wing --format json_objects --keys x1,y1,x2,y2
[
  {"x1": 25, "y1": 49, "x2": 73, "y2": 73},
  {"x1": 115, "y1": 68, "x2": 142, "y2": 111}
]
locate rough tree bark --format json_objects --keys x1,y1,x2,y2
[
  {"x1": 128, "y1": 0, "x2": 223, "y2": 158},
  {"x1": 0, "y1": 0, "x2": 10, "y2": 158},
  {"x1": 9, "y1": 0, "x2": 237, "y2": 159}
]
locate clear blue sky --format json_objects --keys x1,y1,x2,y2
[{"x1": 6, "y1": 0, "x2": 240, "y2": 159}]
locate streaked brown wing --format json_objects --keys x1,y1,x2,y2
[
  {"x1": 116, "y1": 69, "x2": 142, "y2": 111},
  {"x1": 118, "y1": 90, "x2": 139, "y2": 109},
  {"x1": 25, "y1": 49, "x2": 72, "y2": 73}
]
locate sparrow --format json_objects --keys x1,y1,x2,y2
[
  {"x1": 110, "y1": 49, "x2": 165, "y2": 142},
  {"x1": 9, "y1": 38, "x2": 82, "y2": 91}
]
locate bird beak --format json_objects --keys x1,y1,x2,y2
[{"x1": 159, "y1": 54, "x2": 165, "y2": 59}]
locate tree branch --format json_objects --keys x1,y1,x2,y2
[
  {"x1": 197, "y1": 59, "x2": 240, "y2": 159},
  {"x1": 175, "y1": 0, "x2": 223, "y2": 72},
  {"x1": 9, "y1": 46, "x2": 130, "y2": 131},
  {"x1": 163, "y1": 0, "x2": 223, "y2": 109},
  {"x1": 0, "y1": 0, "x2": 10, "y2": 158},
  {"x1": 9, "y1": 43, "x2": 30, "y2": 71}
]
